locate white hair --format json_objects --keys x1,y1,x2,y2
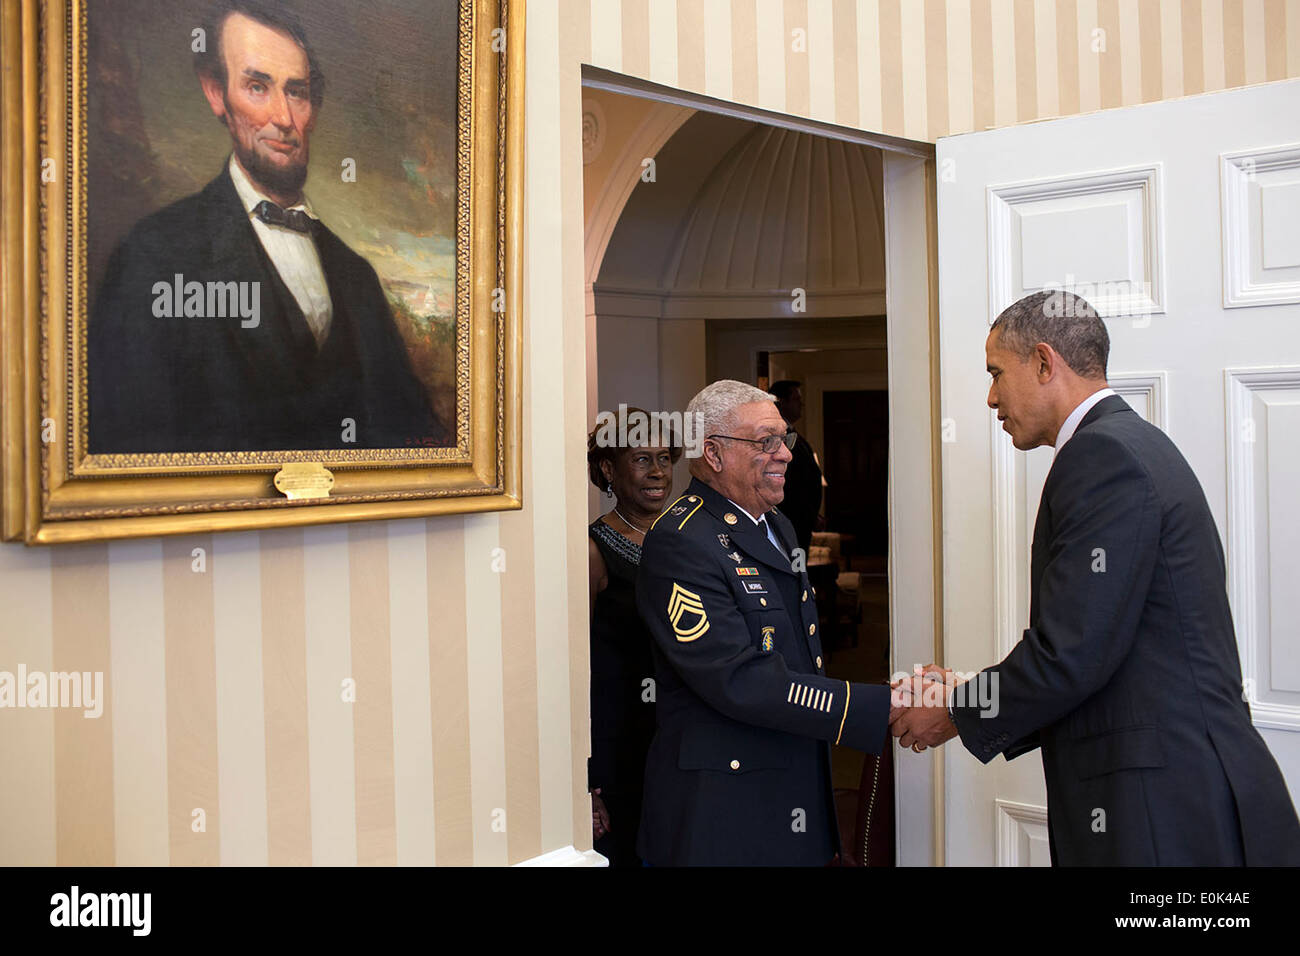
[{"x1": 686, "y1": 379, "x2": 775, "y2": 443}]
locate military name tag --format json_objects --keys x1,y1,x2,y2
[
  {"x1": 743, "y1": 581, "x2": 767, "y2": 594},
  {"x1": 274, "y1": 462, "x2": 335, "y2": 500}
]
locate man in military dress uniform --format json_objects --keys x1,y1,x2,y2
[{"x1": 635, "y1": 380, "x2": 899, "y2": 866}]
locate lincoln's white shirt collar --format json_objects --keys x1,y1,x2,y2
[
  {"x1": 228, "y1": 155, "x2": 316, "y2": 219},
  {"x1": 1054, "y1": 387, "x2": 1117, "y2": 455}
]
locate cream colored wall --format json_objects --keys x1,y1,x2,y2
[{"x1": 3, "y1": 0, "x2": 1298, "y2": 867}]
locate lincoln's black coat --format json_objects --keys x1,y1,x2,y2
[{"x1": 88, "y1": 165, "x2": 445, "y2": 453}]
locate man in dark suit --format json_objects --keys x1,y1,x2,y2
[
  {"x1": 891, "y1": 291, "x2": 1300, "y2": 865},
  {"x1": 769, "y1": 380, "x2": 823, "y2": 557},
  {"x1": 634, "y1": 380, "x2": 899, "y2": 865},
  {"x1": 88, "y1": 0, "x2": 444, "y2": 453}
]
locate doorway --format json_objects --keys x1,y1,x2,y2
[{"x1": 580, "y1": 68, "x2": 942, "y2": 866}]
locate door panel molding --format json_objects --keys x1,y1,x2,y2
[
  {"x1": 986, "y1": 164, "x2": 1166, "y2": 323},
  {"x1": 1221, "y1": 144, "x2": 1300, "y2": 308},
  {"x1": 1225, "y1": 365, "x2": 1300, "y2": 732}
]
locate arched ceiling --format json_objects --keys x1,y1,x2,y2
[{"x1": 597, "y1": 113, "x2": 886, "y2": 301}]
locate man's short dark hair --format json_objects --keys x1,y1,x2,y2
[
  {"x1": 194, "y1": 1, "x2": 325, "y2": 110},
  {"x1": 768, "y1": 380, "x2": 802, "y2": 401},
  {"x1": 990, "y1": 290, "x2": 1109, "y2": 379}
]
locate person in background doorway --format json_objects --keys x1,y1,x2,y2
[
  {"x1": 586, "y1": 411, "x2": 682, "y2": 866},
  {"x1": 769, "y1": 380, "x2": 823, "y2": 557}
]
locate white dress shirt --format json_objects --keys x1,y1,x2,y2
[
  {"x1": 228, "y1": 155, "x2": 333, "y2": 346},
  {"x1": 1054, "y1": 387, "x2": 1117, "y2": 456}
]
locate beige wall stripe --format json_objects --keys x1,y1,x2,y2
[
  {"x1": 499, "y1": 505, "x2": 542, "y2": 863},
  {"x1": 1014, "y1": 0, "x2": 1039, "y2": 122},
  {"x1": 1077, "y1": 0, "x2": 1102, "y2": 112},
  {"x1": 591, "y1": 0, "x2": 623, "y2": 71},
  {"x1": 1182, "y1": 0, "x2": 1206, "y2": 93},
  {"x1": 649, "y1": 0, "x2": 680, "y2": 88},
  {"x1": 1056, "y1": 0, "x2": 1081, "y2": 117},
  {"x1": 1033, "y1": 0, "x2": 1059, "y2": 118},
  {"x1": 623, "y1": 0, "x2": 651, "y2": 81},
  {"x1": 946, "y1": 0, "x2": 975, "y2": 134},
  {"x1": 301, "y1": 525, "x2": 356, "y2": 866},
  {"x1": 52, "y1": 544, "x2": 114, "y2": 865},
  {"x1": 1203, "y1": 0, "x2": 1227, "y2": 90},
  {"x1": 704, "y1": 0, "x2": 735, "y2": 100},
  {"x1": 1244, "y1": 0, "x2": 1268, "y2": 84},
  {"x1": 807, "y1": 0, "x2": 838, "y2": 124},
  {"x1": 1137, "y1": 0, "x2": 1163, "y2": 101},
  {"x1": 832, "y1": 0, "x2": 861, "y2": 128},
  {"x1": 990, "y1": 0, "x2": 1018, "y2": 127},
  {"x1": 756, "y1": 0, "x2": 789, "y2": 112},
  {"x1": 784, "y1": 0, "x2": 812, "y2": 119},
  {"x1": 386, "y1": 518, "x2": 436, "y2": 865},
  {"x1": 858, "y1": 0, "x2": 885, "y2": 132},
  {"x1": 212, "y1": 532, "x2": 268, "y2": 865},
  {"x1": 1263, "y1": 0, "x2": 1287, "y2": 79},
  {"x1": 259, "y1": 528, "x2": 312, "y2": 866},
  {"x1": 162, "y1": 536, "x2": 218, "y2": 866},
  {"x1": 879, "y1": 0, "x2": 906, "y2": 137},
  {"x1": 676, "y1": 0, "x2": 706, "y2": 94},
  {"x1": 348, "y1": 522, "x2": 397, "y2": 866},
  {"x1": 1289, "y1": 0, "x2": 1300, "y2": 75},
  {"x1": 925, "y1": 0, "x2": 950, "y2": 139},
  {"x1": 427, "y1": 516, "x2": 473, "y2": 864},
  {"x1": 464, "y1": 515, "x2": 508, "y2": 865},
  {"x1": 1223, "y1": 0, "x2": 1247, "y2": 87},
  {"x1": 1096, "y1": 0, "x2": 1123, "y2": 108},
  {"x1": 107, "y1": 541, "x2": 168, "y2": 866},
  {"x1": 1160, "y1": 0, "x2": 1185, "y2": 98},
  {"x1": 900, "y1": 0, "x2": 929, "y2": 141},
  {"x1": 0, "y1": 544, "x2": 54, "y2": 865}
]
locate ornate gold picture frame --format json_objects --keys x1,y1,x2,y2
[{"x1": 1, "y1": 0, "x2": 522, "y2": 543}]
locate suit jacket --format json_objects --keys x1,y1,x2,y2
[
  {"x1": 952, "y1": 395, "x2": 1300, "y2": 865},
  {"x1": 88, "y1": 165, "x2": 446, "y2": 453},
  {"x1": 634, "y1": 477, "x2": 890, "y2": 866},
  {"x1": 781, "y1": 429, "x2": 823, "y2": 556}
]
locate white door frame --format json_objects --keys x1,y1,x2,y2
[{"x1": 579, "y1": 66, "x2": 945, "y2": 867}]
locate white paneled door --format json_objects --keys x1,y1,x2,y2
[{"x1": 935, "y1": 79, "x2": 1300, "y2": 866}]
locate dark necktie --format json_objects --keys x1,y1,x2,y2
[
  {"x1": 758, "y1": 517, "x2": 788, "y2": 561},
  {"x1": 253, "y1": 199, "x2": 315, "y2": 234}
]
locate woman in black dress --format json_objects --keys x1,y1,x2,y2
[{"x1": 586, "y1": 416, "x2": 682, "y2": 866}]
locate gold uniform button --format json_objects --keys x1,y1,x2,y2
[
  {"x1": 802, "y1": 590, "x2": 808, "y2": 602},
  {"x1": 809, "y1": 624, "x2": 816, "y2": 635},
  {"x1": 760, "y1": 598, "x2": 767, "y2": 606},
  {"x1": 816, "y1": 656, "x2": 823, "y2": 668},
  {"x1": 729, "y1": 759, "x2": 740, "y2": 771}
]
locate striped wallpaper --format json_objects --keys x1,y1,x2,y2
[
  {"x1": 1, "y1": 0, "x2": 1296, "y2": 867},
  {"x1": 582, "y1": 0, "x2": 1300, "y2": 143}
]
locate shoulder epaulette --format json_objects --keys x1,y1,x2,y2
[{"x1": 651, "y1": 494, "x2": 704, "y2": 532}]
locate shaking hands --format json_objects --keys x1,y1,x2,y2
[{"x1": 889, "y1": 665, "x2": 963, "y2": 753}]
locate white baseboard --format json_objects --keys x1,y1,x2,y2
[{"x1": 513, "y1": 845, "x2": 609, "y2": 867}]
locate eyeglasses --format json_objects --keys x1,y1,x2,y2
[{"x1": 707, "y1": 431, "x2": 797, "y2": 454}]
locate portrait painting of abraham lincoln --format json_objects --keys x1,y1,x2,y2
[{"x1": 87, "y1": 0, "x2": 460, "y2": 454}]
